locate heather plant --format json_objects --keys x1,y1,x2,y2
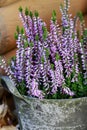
[{"x1": 0, "y1": 0, "x2": 87, "y2": 99}]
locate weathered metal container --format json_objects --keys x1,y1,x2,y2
[{"x1": 1, "y1": 76, "x2": 87, "y2": 130}]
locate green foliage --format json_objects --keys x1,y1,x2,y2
[
  {"x1": 77, "y1": 11, "x2": 83, "y2": 22},
  {"x1": 7, "y1": 59, "x2": 11, "y2": 65},
  {"x1": 14, "y1": 33, "x2": 18, "y2": 40},
  {"x1": 65, "y1": 77, "x2": 71, "y2": 87},
  {"x1": 16, "y1": 25, "x2": 20, "y2": 33},
  {"x1": 72, "y1": 33, "x2": 75, "y2": 40},
  {"x1": 45, "y1": 48, "x2": 50, "y2": 58},
  {"x1": 19, "y1": 6, "x2": 23, "y2": 12},
  {"x1": 74, "y1": 54, "x2": 78, "y2": 60},
  {"x1": 41, "y1": 56, "x2": 45, "y2": 64},
  {"x1": 12, "y1": 56, "x2": 16, "y2": 61},
  {"x1": 52, "y1": 10, "x2": 57, "y2": 23},
  {"x1": 83, "y1": 29, "x2": 87, "y2": 37},
  {"x1": 34, "y1": 11, "x2": 39, "y2": 18},
  {"x1": 17, "y1": 81, "x2": 27, "y2": 95},
  {"x1": 29, "y1": 11, "x2": 33, "y2": 18},
  {"x1": 42, "y1": 26, "x2": 48, "y2": 40},
  {"x1": 2, "y1": 1, "x2": 87, "y2": 99},
  {"x1": 65, "y1": 73, "x2": 87, "y2": 98},
  {"x1": 25, "y1": 7, "x2": 29, "y2": 16},
  {"x1": 24, "y1": 41, "x2": 29, "y2": 48},
  {"x1": 21, "y1": 27, "x2": 24, "y2": 34},
  {"x1": 80, "y1": 38, "x2": 83, "y2": 43},
  {"x1": 35, "y1": 35, "x2": 39, "y2": 41},
  {"x1": 55, "y1": 53, "x2": 60, "y2": 61},
  {"x1": 52, "y1": 93, "x2": 58, "y2": 99},
  {"x1": 46, "y1": 89, "x2": 70, "y2": 99},
  {"x1": 51, "y1": 63, "x2": 54, "y2": 70},
  {"x1": 29, "y1": 42, "x2": 34, "y2": 48}
]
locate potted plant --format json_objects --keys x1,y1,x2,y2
[{"x1": 0, "y1": 0, "x2": 87, "y2": 129}]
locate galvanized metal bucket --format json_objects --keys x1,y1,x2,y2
[{"x1": 1, "y1": 76, "x2": 87, "y2": 130}]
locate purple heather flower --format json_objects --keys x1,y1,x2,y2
[
  {"x1": 29, "y1": 78, "x2": 44, "y2": 99},
  {"x1": 0, "y1": 58, "x2": 16, "y2": 85},
  {"x1": 14, "y1": 33, "x2": 25, "y2": 82},
  {"x1": 54, "y1": 60, "x2": 65, "y2": 87},
  {"x1": 24, "y1": 47, "x2": 31, "y2": 88},
  {"x1": 37, "y1": 17, "x2": 47, "y2": 42},
  {"x1": 0, "y1": 2, "x2": 87, "y2": 99},
  {"x1": 48, "y1": 66, "x2": 57, "y2": 94},
  {"x1": 62, "y1": 87, "x2": 74, "y2": 96}
]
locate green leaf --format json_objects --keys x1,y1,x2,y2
[
  {"x1": 74, "y1": 54, "x2": 77, "y2": 60},
  {"x1": 7, "y1": 59, "x2": 11, "y2": 65},
  {"x1": 53, "y1": 10, "x2": 56, "y2": 16},
  {"x1": 55, "y1": 53, "x2": 60, "y2": 61},
  {"x1": 72, "y1": 33, "x2": 75, "y2": 39},
  {"x1": 52, "y1": 10, "x2": 56, "y2": 23},
  {"x1": 80, "y1": 39, "x2": 83, "y2": 43},
  {"x1": 21, "y1": 28, "x2": 24, "y2": 34},
  {"x1": 69, "y1": 96, "x2": 73, "y2": 99},
  {"x1": 29, "y1": 11, "x2": 33, "y2": 18},
  {"x1": 66, "y1": 77, "x2": 71, "y2": 86},
  {"x1": 77, "y1": 11, "x2": 83, "y2": 22},
  {"x1": 52, "y1": 93, "x2": 57, "y2": 99},
  {"x1": 12, "y1": 56, "x2": 16, "y2": 61},
  {"x1": 72, "y1": 83, "x2": 77, "y2": 92},
  {"x1": 51, "y1": 63, "x2": 54, "y2": 70},
  {"x1": 25, "y1": 7, "x2": 29, "y2": 16},
  {"x1": 43, "y1": 34, "x2": 47, "y2": 40},
  {"x1": 77, "y1": 73, "x2": 83, "y2": 86},
  {"x1": 24, "y1": 41, "x2": 28, "y2": 48},
  {"x1": 42, "y1": 26, "x2": 48, "y2": 40},
  {"x1": 35, "y1": 35, "x2": 39, "y2": 41},
  {"x1": 14, "y1": 33, "x2": 18, "y2": 40},
  {"x1": 17, "y1": 81, "x2": 27, "y2": 95},
  {"x1": 19, "y1": 6, "x2": 23, "y2": 12},
  {"x1": 83, "y1": 29, "x2": 87, "y2": 37},
  {"x1": 45, "y1": 48, "x2": 50, "y2": 58},
  {"x1": 34, "y1": 11, "x2": 39, "y2": 17},
  {"x1": 41, "y1": 57, "x2": 45, "y2": 64},
  {"x1": 16, "y1": 25, "x2": 20, "y2": 33},
  {"x1": 29, "y1": 42, "x2": 34, "y2": 48}
]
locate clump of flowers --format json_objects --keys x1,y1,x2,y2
[{"x1": 0, "y1": 0, "x2": 87, "y2": 99}]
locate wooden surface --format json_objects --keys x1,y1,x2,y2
[{"x1": 0, "y1": 0, "x2": 19, "y2": 7}]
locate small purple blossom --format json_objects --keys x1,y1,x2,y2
[{"x1": 0, "y1": 0, "x2": 87, "y2": 99}]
